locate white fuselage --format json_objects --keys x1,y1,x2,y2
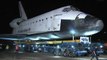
[{"x1": 10, "y1": 6, "x2": 87, "y2": 34}]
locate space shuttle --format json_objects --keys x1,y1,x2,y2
[{"x1": 0, "y1": 1, "x2": 104, "y2": 40}]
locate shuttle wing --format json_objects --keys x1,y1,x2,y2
[
  {"x1": 0, "y1": 31, "x2": 72, "y2": 40},
  {"x1": 0, "y1": 34, "x2": 27, "y2": 40}
]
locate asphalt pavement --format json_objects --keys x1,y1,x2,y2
[{"x1": 0, "y1": 51, "x2": 107, "y2": 60}]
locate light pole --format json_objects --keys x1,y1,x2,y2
[
  {"x1": 70, "y1": 30, "x2": 76, "y2": 42},
  {"x1": 72, "y1": 35, "x2": 75, "y2": 42},
  {"x1": 89, "y1": 36, "x2": 92, "y2": 44}
]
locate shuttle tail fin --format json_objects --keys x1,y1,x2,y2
[{"x1": 19, "y1": 1, "x2": 27, "y2": 20}]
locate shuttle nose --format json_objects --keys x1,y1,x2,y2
[
  {"x1": 82, "y1": 16, "x2": 104, "y2": 35},
  {"x1": 95, "y1": 20, "x2": 104, "y2": 30},
  {"x1": 85, "y1": 16, "x2": 104, "y2": 31},
  {"x1": 61, "y1": 14, "x2": 104, "y2": 36}
]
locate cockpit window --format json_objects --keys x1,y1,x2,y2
[
  {"x1": 62, "y1": 7, "x2": 72, "y2": 12},
  {"x1": 62, "y1": 6, "x2": 78, "y2": 12},
  {"x1": 75, "y1": 15, "x2": 96, "y2": 24},
  {"x1": 85, "y1": 15, "x2": 98, "y2": 24},
  {"x1": 85, "y1": 15, "x2": 96, "y2": 20}
]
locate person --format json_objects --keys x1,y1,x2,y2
[
  {"x1": 91, "y1": 46, "x2": 99, "y2": 60},
  {"x1": 6, "y1": 45, "x2": 9, "y2": 50},
  {"x1": 15, "y1": 44, "x2": 19, "y2": 53}
]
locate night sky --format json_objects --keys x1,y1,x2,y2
[{"x1": 0, "y1": 0, "x2": 106, "y2": 41}]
